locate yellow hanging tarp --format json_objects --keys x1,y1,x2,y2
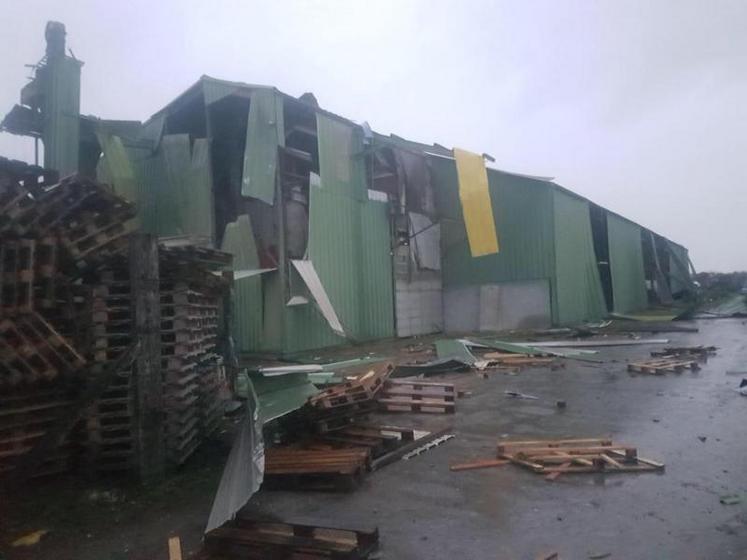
[{"x1": 453, "y1": 148, "x2": 500, "y2": 256}]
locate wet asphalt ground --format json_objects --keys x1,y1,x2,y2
[{"x1": 249, "y1": 318, "x2": 747, "y2": 559}]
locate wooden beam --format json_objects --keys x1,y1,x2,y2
[
  {"x1": 130, "y1": 234, "x2": 165, "y2": 482},
  {"x1": 450, "y1": 459, "x2": 509, "y2": 472}
]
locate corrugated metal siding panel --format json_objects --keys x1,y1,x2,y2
[
  {"x1": 241, "y1": 90, "x2": 284, "y2": 203},
  {"x1": 220, "y1": 215, "x2": 263, "y2": 353},
  {"x1": 552, "y1": 189, "x2": 607, "y2": 324},
  {"x1": 359, "y1": 200, "x2": 395, "y2": 339},
  {"x1": 285, "y1": 187, "x2": 359, "y2": 352},
  {"x1": 430, "y1": 156, "x2": 555, "y2": 287},
  {"x1": 607, "y1": 213, "x2": 648, "y2": 313},
  {"x1": 284, "y1": 115, "x2": 394, "y2": 353},
  {"x1": 40, "y1": 57, "x2": 81, "y2": 176}
]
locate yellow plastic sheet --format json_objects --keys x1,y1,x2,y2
[{"x1": 453, "y1": 148, "x2": 499, "y2": 256}]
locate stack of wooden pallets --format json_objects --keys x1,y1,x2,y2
[
  {"x1": 160, "y1": 257, "x2": 227, "y2": 466},
  {"x1": 0, "y1": 389, "x2": 76, "y2": 478}
]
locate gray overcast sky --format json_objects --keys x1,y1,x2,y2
[{"x1": 1, "y1": 0, "x2": 745, "y2": 271}]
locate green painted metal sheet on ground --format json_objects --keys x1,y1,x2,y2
[
  {"x1": 249, "y1": 372, "x2": 318, "y2": 424},
  {"x1": 430, "y1": 157, "x2": 555, "y2": 288},
  {"x1": 40, "y1": 57, "x2": 82, "y2": 176},
  {"x1": 471, "y1": 338, "x2": 601, "y2": 362},
  {"x1": 221, "y1": 215, "x2": 263, "y2": 353},
  {"x1": 435, "y1": 339, "x2": 477, "y2": 365},
  {"x1": 552, "y1": 190, "x2": 607, "y2": 325},
  {"x1": 607, "y1": 214, "x2": 648, "y2": 314},
  {"x1": 241, "y1": 90, "x2": 284, "y2": 203}
]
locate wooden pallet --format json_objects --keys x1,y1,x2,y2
[
  {"x1": 318, "y1": 423, "x2": 416, "y2": 459},
  {"x1": 628, "y1": 357, "x2": 700, "y2": 374},
  {"x1": 380, "y1": 379, "x2": 456, "y2": 402},
  {"x1": 377, "y1": 397, "x2": 455, "y2": 414},
  {"x1": 497, "y1": 438, "x2": 664, "y2": 480},
  {"x1": 313, "y1": 402, "x2": 378, "y2": 433},
  {"x1": 203, "y1": 515, "x2": 379, "y2": 560},
  {"x1": 264, "y1": 447, "x2": 370, "y2": 491}
]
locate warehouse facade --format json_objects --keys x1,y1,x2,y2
[{"x1": 1, "y1": 24, "x2": 696, "y2": 356}]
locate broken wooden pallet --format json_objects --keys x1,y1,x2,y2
[
  {"x1": 651, "y1": 345, "x2": 717, "y2": 358},
  {"x1": 318, "y1": 423, "x2": 416, "y2": 459},
  {"x1": 628, "y1": 357, "x2": 700, "y2": 374},
  {"x1": 203, "y1": 515, "x2": 379, "y2": 560},
  {"x1": 497, "y1": 438, "x2": 664, "y2": 480},
  {"x1": 309, "y1": 363, "x2": 392, "y2": 410}
]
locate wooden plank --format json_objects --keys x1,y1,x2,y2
[
  {"x1": 545, "y1": 462, "x2": 571, "y2": 481},
  {"x1": 168, "y1": 536, "x2": 183, "y2": 560},
  {"x1": 450, "y1": 459, "x2": 510, "y2": 472},
  {"x1": 130, "y1": 234, "x2": 165, "y2": 481}
]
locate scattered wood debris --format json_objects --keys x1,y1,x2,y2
[
  {"x1": 651, "y1": 345, "x2": 717, "y2": 358},
  {"x1": 628, "y1": 357, "x2": 700, "y2": 375},
  {"x1": 203, "y1": 514, "x2": 379, "y2": 559},
  {"x1": 497, "y1": 438, "x2": 664, "y2": 480}
]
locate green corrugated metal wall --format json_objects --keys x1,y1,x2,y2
[
  {"x1": 221, "y1": 215, "x2": 263, "y2": 352},
  {"x1": 358, "y1": 199, "x2": 395, "y2": 339},
  {"x1": 552, "y1": 190, "x2": 607, "y2": 324},
  {"x1": 41, "y1": 57, "x2": 82, "y2": 176},
  {"x1": 98, "y1": 133, "x2": 214, "y2": 241},
  {"x1": 431, "y1": 156, "x2": 555, "y2": 288},
  {"x1": 607, "y1": 213, "x2": 648, "y2": 313},
  {"x1": 241, "y1": 90, "x2": 284, "y2": 203},
  {"x1": 283, "y1": 115, "x2": 394, "y2": 353}
]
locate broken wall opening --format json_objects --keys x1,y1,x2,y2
[
  {"x1": 366, "y1": 142, "x2": 442, "y2": 337},
  {"x1": 589, "y1": 203, "x2": 613, "y2": 312}
]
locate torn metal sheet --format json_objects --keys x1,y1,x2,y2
[
  {"x1": 435, "y1": 339, "x2": 477, "y2": 365},
  {"x1": 232, "y1": 268, "x2": 276, "y2": 280},
  {"x1": 466, "y1": 339, "x2": 599, "y2": 360},
  {"x1": 393, "y1": 358, "x2": 471, "y2": 377},
  {"x1": 453, "y1": 148, "x2": 499, "y2": 257},
  {"x1": 205, "y1": 386, "x2": 264, "y2": 533},
  {"x1": 286, "y1": 295, "x2": 309, "y2": 306},
  {"x1": 291, "y1": 259, "x2": 346, "y2": 337},
  {"x1": 512, "y1": 338, "x2": 670, "y2": 348},
  {"x1": 241, "y1": 90, "x2": 284, "y2": 203},
  {"x1": 250, "y1": 372, "x2": 318, "y2": 424},
  {"x1": 409, "y1": 212, "x2": 441, "y2": 271},
  {"x1": 256, "y1": 364, "x2": 324, "y2": 376},
  {"x1": 221, "y1": 215, "x2": 263, "y2": 352}
]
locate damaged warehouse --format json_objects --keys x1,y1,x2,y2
[
  {"x1": 8, "y1": 20, "x2": 741, "y2": 560},
  {"x1": 2, "y1": 25, "x2": 696, "y2": 357}
]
